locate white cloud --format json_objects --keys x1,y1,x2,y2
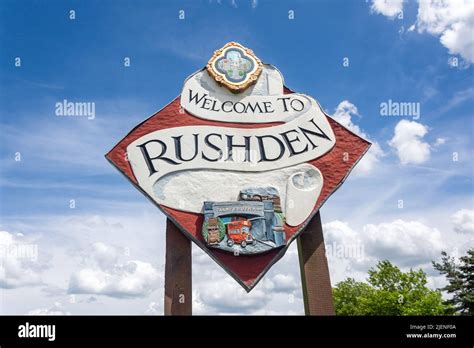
[
  {"x1": 194, "y1": 278, "x2": 270, "y2": 314},
  {"x1": 90, "y1": 242, "x2": 120, "y2": 269},
  {"x1": 68, "y1": 242, "x2": 161, "y2": 298},
  {"x1": 145, "y1": 301, "x2": 160, "y2": 314},
  {"x1": 417, "y1": 0, "x2": 474, "y2": 63},
  {"x1": 332, "y1": 100, "x2": 363, "y2": 136},
  {"x1": 389, "y1": 120, "x2": 431, "y2": 164},
  {"x1": 363, "y1": 220, "x2": 444, "y2": 266},
  {"x1": 1, "y1": 213, "x2": 171, "y2": 314},
  {"x1": 324, "y1": 218, "x2": 449, "y2": 286},
  {"x1": 332, "y1": 100, "x2": 384, "y2": 175},
  {"x1": 28, "y1": 301, "x2": 70, "y2": 315},
  {"x1": 323, "y1": 220, "x2": 369, "y2": 280},
  {"x1": 434, "y1": 137, "x2": 446, "y2": 146},
  {"x1": 324, "y1": 221, "x2": 360, "y2": 246},
  {"x1": 371, "y1": 0, "x2": 474, "y2": 63},
  {"x1": 371, "y1": 0, "x2": 404, "y2": 18},
  {"x1": 69, "y1": 260, "x2": 160, "y2": 298},
  {"x1": 0, "y1": 231, "x2": 44, "y2": 289},
  {"x1": 191, "y1": 243, "x2": 303, "y2": 315},
  {"x1": 271, "y1": 274, "x2": 298, "y2": 293},
  {"x1": 2, "y1": 208, "x2": 472, "y2": 314},
  {"x1": 451, "y1": 209, "x2": 474, "y2": 234}
]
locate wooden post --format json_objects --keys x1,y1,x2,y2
[
  {"x1": 297, "y1": 211, "x2": 335, "y2": 315},
  {"x1": 164, "y1": 218, "x2": 192, "y2": 315}
]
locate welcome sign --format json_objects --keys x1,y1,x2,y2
[{"x1": 106, "y1": 42, "x2": 370, "y2": 290}]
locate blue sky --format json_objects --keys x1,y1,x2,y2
[
  {"x1": 1, "y1": 0, "x2": 472, "y2": 216},
  {"x1": 0, "y1": 0, "x2": 473, "y2": 315}
]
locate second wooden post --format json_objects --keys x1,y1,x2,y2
[
  {"x1": 164, "y1": 218, "x2": 192, "y2": 315},
  {"x1": 297, "y1": 211, "x2": 335, "y2": 315}
]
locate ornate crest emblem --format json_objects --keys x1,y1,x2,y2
[{"x1": 206, "y1": 42, "x2": 263, "y2": 93}]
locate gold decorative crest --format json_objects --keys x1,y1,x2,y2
[{"x1": 206, "y1": 42, "x2": 263, "y2": 93}]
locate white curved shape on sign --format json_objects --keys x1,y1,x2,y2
[
  {"x1": 181, "y1": 67, "x2": 319, "y2": 124},
  {"x1": 285, "y1": 167, "x2": 323, "y2": 226},
  {"x1": 152, "y1": 164, "x2": 322, "y2": 219}
]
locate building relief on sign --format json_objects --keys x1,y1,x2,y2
[{"x1": 202, "y1": 186, "x2": 286, "y2": 255}]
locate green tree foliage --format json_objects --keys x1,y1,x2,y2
[
  {"x1": 432, "y1": 249, "x2": 474, "y2": 315},
  {"x1": 332, "y1": 278, "x2": 373, "y2": 315},
  {"x1": 333, "y1": 260, "x2": 449, "y2": 315}
]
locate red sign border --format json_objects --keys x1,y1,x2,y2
[{"x1": 106, "y1": 86, "x2": 371, "y2": 291}]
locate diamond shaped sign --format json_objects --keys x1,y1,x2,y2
[{"x1": 106, "y1": 42, "x2": 370, "y2": 291}]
